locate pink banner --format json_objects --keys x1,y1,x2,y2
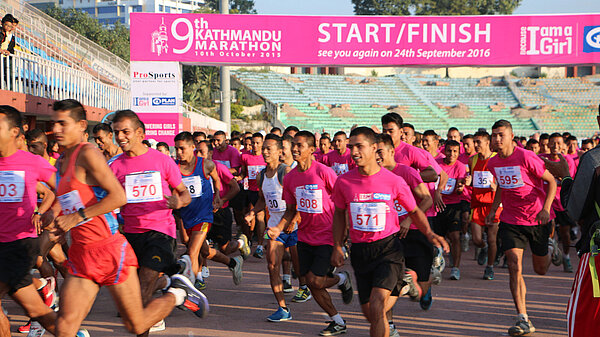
[
  {"x1": 130, "y1": 13, "x2": 600, "y2": 66},
  {"x1": 138, "y1": 113, "x2": 182, "y2": 145}
]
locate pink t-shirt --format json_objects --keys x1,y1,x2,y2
[
  {"x1": 213, "y1": 145, "x2": 241, "y2": 170},
  {"x1": 0, "y1": 151, "x2": 56, "y2": 243},
  {"x1": 282, "y1": 161, "x2": 337, "y2": 246},
  {"x1": 436, "y1": 158, "x2": 467, "y2": 205},
  {"x1": 458, "y1": 153, "x2": 473, "y2": 202},
  {"x1": 539, "y1": 153, "x2": 576, "y2": 212},
  {"x1": 487, "y1": 147, "x2": 552, "y2": 226},
  {"x1": 394, "y1": 141, "x2": 432, "y2": 172},
  {"x1": 323, "y1": 148, "x2": 356, "y2": 176},
  {"x1": 241, "y1": 153, "x2": 266, "y2": 192},
  {"x1": 391, "y1": 164, "x2": 426, "y2": 230},
  {"x1": 314, "y1": 149, "x2": 332, "y2": 164},
  {"x1": 419, "y1": 147, "x2": 442, "y2": 217},
  {"x1": 215, "y1": 162, "x2": 234, "y2": 208},
  {"x1": 110, "y1": 148, "x2": 182, "y2": 238},
  {"x1": 568, "y1": 153, "x2": 580, "y2": 169},
  {"x1": 333, "y1": 168, "x2": 416, "y2": 243}
]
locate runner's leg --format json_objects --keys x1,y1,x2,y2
[
  {"x1": 267, "y1": 239, "x2": 286, "y2": 308},
  {"x1": 305, "y1": 272, "x2": 339, "y2": 316},
  {"x1": 55, "y1": 275, "x2": 99, "y2": 337},
  {"x1": 505, "y1": 248, "x2": 527, "y2": 316}
]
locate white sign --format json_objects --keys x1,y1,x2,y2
[{"x1": 130, "y1": 61, "x2": 182, "y2": 114}]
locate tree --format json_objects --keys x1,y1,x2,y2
[
  {"x1": 351, "y1": 0, "x2": 522, "y2": 16},
  {"x1": 205, "y1": 0, "x2": 257, "y2": 14},
  {"x1": 183, "y1": 66, "x2": 220, "y2": 110}
]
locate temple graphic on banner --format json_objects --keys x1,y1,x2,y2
[{"x1": 152, "y1": 18, "x2": 169, "y2": 56}]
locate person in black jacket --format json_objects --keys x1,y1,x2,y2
[{"x1": 0, "y1": 14, "x2": 17, "y2": 55}]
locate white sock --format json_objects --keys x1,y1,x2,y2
[
  {"x1": 330, "y1": 313, "x2": 345, "y2": 326},
  {"x1": 283, "y1": 274, "x2": 291, "y2": 282},
  {"x1": 167, "y1": 287, "x2": 186, "y2": 306},
  {"x1": 197, "y1": 272, "x2": 203, "y2": 282},
  {"x1": 518, "y1": 313, "x2": 528, "y2": 322},
  {"x1": 336, "y1": 272, "x2": 347, "y2": 286},
  {"x1": 36, "y1": 278, "x2": 48, "y2": 291},
  {"x1": 237, "y1": 239, "x2": 245, "y2": 248}
]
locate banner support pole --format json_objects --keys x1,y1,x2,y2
[{"x1": 219, "y1": 0, "x2": 231, "y2": 134}]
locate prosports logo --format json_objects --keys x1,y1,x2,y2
[
  {"x1": 152, "y1": 97, "x2": 176, "y2": 106},
  {"x1": 583, "y1": 26, "x2": 600, "y2": 53}
]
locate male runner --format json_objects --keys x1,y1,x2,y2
[
  {"x1": 422, "y1": 130, "x2": 443, "y2": 160},
  {"x1": 314, "y1": 135, "x2": 332, "y2": 164},
  {"x1": 93, "y1": 123, "x2": 122, "y2": 161},
  {"x1": 26, "y1": 129, "x2": 56, "y2": 166},
  {"x1": 156, "y1": 142, "x2": 170, "y2": 157},
  {"x1": 174, "y1": 132, "x2": 244, "y2": 288},
  {"x1": 241, "y1": 132, "x2": 267, "y2": 258},
  {"x1": 538, "y1": 133, "x2": 551, "y2": 155},
  {"x1": 49, "y1": 100, "x2": 206, "y2": 336},
  {"x1": 459, "y1": 134, "x2": 476, "y2": 253},
  {"x1": 525, "y1": 139, "x2": 540, "y2": 154},
  {"x1": 469, "y1": 131, "x2": 502, "y2": 280},
  {"x1": 401, "y1": 123, "x2": 417, "y2": 146},
  {"x1": 331, "y1": 127, "x2": 447, "y2": 337},
  {"x1": 109, "y1": 109, "x2": 193, "y2": 337},
  {"x1": 268, "y1": 131, "x2": 353, "y2": 336},
  {"x1": 486, "y1": 120, "x2": 557, "y2": 336},
  {"x1": 323, "y1": 131, "x2": 355, "y2": 176}
]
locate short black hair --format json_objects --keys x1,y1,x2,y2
[
  {"x1": 230, "y1": 130, "x2": 241, "y2": 139},
  {"x1": 53, "y1": 99, "x2": 87, "y2": 122},
  {"x1": 214, "y1": 130, "x2": 226, "y2": 137},
  {"x1": 112, "y1": 109, "x2": 145, "y2": 132},
  {"x1": 93, "y1": 123, "x2": 113, "y2": 135},
  {"x1": 174, "y1": 131, "x2": 194, "y2": 144},
  {"x1": 1, "y1": 14, "x2": 16, "y2": 25},
  {"x1": 448, "y1": 127, "x2": 459, "y2": 133},
  {"x1": 200, "y1": 140, "x2": 214, "y2": 152},
  {"x1": 375, "y1": 133, "x2": 394, "y2": 149},
  {"x1": 567, "y1": 135, "x2": 577, "y2": 143},
  {"x1": 333, "y1": 131, "x2": 347, "y2": 139},
  {"x1": 474, "y1": 130, "x2": 490, "y2": 141},
  {"x1": 463, "y1": 134, "x2": 473, "y2": 141},
  {"x1": 192, "y1": 131, "x2": 206, "y2": 139},
  {"x1": 230, "y1": 137, "x2": 241, "y2": 144},
  {"x1": 539, "y1": 133, "x2": 550, "y2": 141},
  {"x1": 320, "y1": 135, "x2": 331, "y2": 142},
  {"x1": 270, "y1": 127, "x2": 282, "y2": 134},
  {"x1": 381, "y1": 112, "x2": 403, "y2": 129},
  {"x1": 252, "y1": 132, "x2": 264, "y2": 139},
  {"x1": 282, "y1": 134, "x2": 293, "y2": 144},
  {"x1": 526, "y1": 138, "x2": 539, "y2": 146},
  {"x1": 403, "y1": 123, "x2": 415, "y2": 131},
  {"x1": 0, "y1": 105, "x2": 23, "y2": 131},
  {"x1": 284, "y1": 126, "x2": 299, "y2": 135},
  {"x1": 582, "y1": 139, "x2": 594, "y2": 146},
  {"x1": 157, "y1": 142, "x2": 169, "y2": 149},
  {"x1": 294, "y1": 130, "x2": 315, "y2": 148},
  {"x1": 423, "y1": 130, "x2": 438, "y2": 138},
  {"x1": 321, "y1": 132, "x2": 330, "y2": 139},
  {"x1": 142, "y1": 140, "x2": 151, "y2": 148},
  {"x1": 491, "y1": 119, "x2": 512, "y2": 131},
  {"x1": 445, "y1": 140, "x2": 461, "y2": 149},
  {"x1": 264, "y1": 133, "x2": 283, "y2": 149},
  {"x1": 350, "y1": 126, "x2": 376, "y2": 144},
  {"x1": 26, "y1": 129, "x2": 47, "y2": 144},
  {"x1": 549, "y1": 132, "x2": 563, "y2": 140}
]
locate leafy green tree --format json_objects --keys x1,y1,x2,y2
[
  {"x1": 351, "y1": 0, "x2": 521, "y2": 15},
  {"x1": 183, "y1": 66, "x2": 220, "y2": 109},
  {"x1": 205, "y1": 0, "x2": 257, "y2": 14}
]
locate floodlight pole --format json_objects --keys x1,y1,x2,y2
[{"x1": 220, "y1": 0, "x2": 231, "y2": 133}]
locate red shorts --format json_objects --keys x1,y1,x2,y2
[
  {"x1": 185, "y1": 222, "x2": 212, "y2": 237},
  {"x1": 67, "y1": 233, "x2": 138, "y2": 286},
  {"x1": 568, "y1": 252, "x2": 600, "y2": 337},
  {"x1": 470, "y1": 204, "x2": 502, "y2": 226}
]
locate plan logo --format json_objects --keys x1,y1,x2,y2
[
  {"x1": 151, "y1": 17, "x2": 169, "y2": 56},
  {"x1": 152, "y1": 97, "x2": 176, "y2": 106},
  {"x1": 133, "y1": 97, "x2": 149, "y2": 106},
  {"x1": 584, "y1": 26, "x2": 600, "y2": 53}
]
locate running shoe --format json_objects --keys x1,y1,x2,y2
[
  {"x1": 319, "y1": 320, "x2": 347, "y2": 336},
  {"x1": 508, "y1": 319, "x2": 535, "y2": 336},
  {"x1": 403, "y1": 269, "x2": 422, "y2": 301},
  {"x1": 389, "y1": 326, "x2": 400, "y2": 337},
  {"x1": 283, "y1": 279, "x2": 293, "y2": 293},
  {"x1": 292, "y1": 287, "x2": 312, "y2": 302},
  {"x1": 266, "y1": 307, "x2": 292, "y2": 322},
  {"x1": 76, "y1": 329, "x2": 90, "y2": 337},
  {"x1": 450, "y1": 267, "x2": 461, "y2": 280},
  {"x1": 177, "y1": 255, "x2": 196, "y2": 284},
  {"x1": 194, "y1": 278, "x2": 207, "y2": 291},
  {"x1": 494, "y1": 251, "x2": 503, "y2": 267},
  {"x1": 229, "y1": 256, "x2": 244, "y2": 285},
  {"x1": 18, "y1": 321, "x2": 30, "y2": 334},
  {"x1": 432, "y1": 246, "x2": 446, "y2": 273},
  {"x1": 201, "y1": 266, "x2": 210, "y2": 279},
  {"x1": 419, "y1": 287, "x2": 433, "y2": 310},
  {"x1": 149, "y1": 319, "x2": 166, "y2": 332},
  {"x1": 461, "y1": 232, "x2": 470, "y2": 252},
  {"x1": 238, "y1": 234, "x2": 251, "y2": 260},
  {"x1": 39, "y1": 276, "x2": 57, "y2": 308},
  {"x1": 171, "y1": 274, "x2": 210, "y2": 318},
  {"x1": 431, "y1": 267, "x2": 442, "y2": 285},
  {"x1": 253, "y1": 246, "x2": 264, "y2": 259},
  {"x1": 563, "y1": 256, "x2": 573, "y2": 273},
  {"x1": 483, "y1": 266, "x2": 494, "y2": 280},
  {"x1": 549, "y1": 238, "x2": 563, "y2": 266},
  {"x1": 337, "y1": 271, "x2": 354, "y2": 304},
  {"x1": 477, "y1": 245, "x2": 488, "y2": 266}
]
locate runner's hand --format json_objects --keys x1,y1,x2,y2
[
  {"x1": 267, "y1": 226, "x2": 281, "y2": 240},
  {"x1": 212, "y1": 194, "x2": 223, "y2": 210},
  {"x1": 283, "y1": 223, "x2": 295, "y2": 234},
  {"x1": 55, "y1": 213, "x2": 81, "y2": 232},
  {"x1": 397, "y1": 218, "x2": 411, "y2": 239},
  {"x1": 165, "y1": 193, "x2": 182, "y2": 209},
  {"x1": 536, "y1": 209, "x2": 550, "y2": 225},
  {"x1": 32, "y1": 213, "x2": 42, "y2": 235},
  {"x1": 434, "y1": 191, "x2": 446, "y2": 212},
  {"x1": 331, "y1": 246, "x2": 345, "y2": 268},
  {"x1": 485, "y1": 210, "x2": 496, "y2": 226},
  {"x1": 244, "y1": 211, "x2": 254, "y2": 224},
  {"x1": 428, "y1": 233, "x2": 450, "y2": 253},
  {"x1": 464, "y1": 175, "x2": 472, "y2": 187}
]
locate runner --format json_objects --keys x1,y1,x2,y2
[
  {"x1": 93, "y1": 123, "x2": 122, "y2": 161},
  {"x1": 314, "y1": 135, "x2": 332, "y2": 164},
  {"x1": 435, "y1": 140, "x2": 467, "y2": 280},
  {"x1": 539, "y1": 133, "x2": 551, "y2": 154},
  {"x1": 109, "y1": 109, "x2": 194, "y2": 337},
  {"x1": 241, "y1": 132, "x2": 267, "y2": 258},
  {"x1": 156, "y1": 142, "x2": 170, "y2": 157},
  {"x1": 486, "y1": 120, "x2": 557, "y2": 336},
  {"x1": 458, "y1": 135, "x2": 475, "y2": 253},
  {"x1": 525, "y1": 139, "x2": 540, "y2": 154},
  {"x1": 174, "y1": 132, "x2": 244, "y2": 289},
  {"x1": 469, "y1": 130, "x2": 502, "y2": 280},
  {"x1": 48, "y1": 100, "x2": 207, "y2": 337},
  {"x1": 422, "y1": 130, "x2": 444, "y2": 160},
  {"x1": 323, "y1": 131, "x2": 355, "y2": 176},
  {"x1": 267, "y1": 130, "x2": 353, "y2": 336},
  {"x1": 331, "y1": 127, "x2": 447, "y2": 337},
  {"x1": 401, "y1": 123, "x2": 417, "y2": 146}
]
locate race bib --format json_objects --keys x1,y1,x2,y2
[
  {"x1": 0, "y1": 171, "x2": 25, "y2": 203},
  {"x1": 350, "y1": 202, "x2": 387, "y2": 232},
  {"x1": 265, "y1": 190, "x2": 286, "y2": 212},
  {"x1": 495, "y1": 166, "x2": 524, "y2": 189},
  {"x1": 473, "y1": 171, "x2": 493, "y2": 188},
  {"x1": 182, "y1": 176, "x2": 203, "y2": 198},
  {"x1": 57, "y1": 190, "x2": 90, "y2": 226},
  {"x1": 394, "y1": 200, "x2": 408, "y2": 216},
  {"x1": 296, "y1": 186, "x2": 323, "y2": 214},
  {"x1": 332, "y1": 163, "x2": 349, "y2": 176},
  {"x1": 247, "y1": 165, "x2": 265, "y2": 180},
  {"x1": 243, "y1": 177, "x2": 249, "y2": 190},
  {"x1": 442, "y1": 178, "x2": 457, "y2": 195},
  {"x1": 125, "y1": 171, "x2": 163, "y2": 203},
  {"x1": 215, "y1": 160, "x2": 231, "y2": 168}
]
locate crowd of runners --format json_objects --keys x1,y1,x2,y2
[{"x1": 0, "y1": 99, "x2": 598, "y2": 337}]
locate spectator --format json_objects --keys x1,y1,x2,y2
[{"x1": 0, "y1": 14, "x2": 17, "y2": 55}]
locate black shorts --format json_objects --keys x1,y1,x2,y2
[
  {"x1": 124, "y1": 231, "x2": 178, "y2": 274},
  {"x1": 297, "y1": 241, "x2": 334, "y2": 278},
  {"x1": 401, "y1": 230, "x2": 434, "y2": 283},
  {"x1": 0, "y1": 238, "x2": 39, "y2": 295},
  {"x1": 498, "y1": 222, "x2": 550, "y2": 256},
  {"x1": 247, "y1": 190, "x2": 260, "y2": 206},
  {"x1": 434, "y1": 203, "x2": 463, "y2": 236},
  {"x1": 229, "y1": 187, "x2": 248, "y2": 211},
  {"x1": 459, "y1": 200, "x2": 471, "y2": 213},
  {"x1": 350, "y1": 235, "x2": 405, "y2": 305},
  {"x1": 209, "y1": 208, "x2": 234, "y2": 247},
  {"x1": 555, "y1": 210, "x2": 577, "y2": 228}
]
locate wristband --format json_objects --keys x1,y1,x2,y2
[
  {"x1": 33, "y1": 211, "x2": 41, "y2": 216},
  {"x1": 77, "y1": 208, "x2": 88, "y2": 221}
]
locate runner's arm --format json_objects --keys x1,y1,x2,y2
[
  {"x1": 267, "y1": 203, "x2": 296, "y2": 239},
  {"x1": 420, "y1": 166, "x2": 438, "y2": 183},
  {"x1": 221, "y1": 178, "x2": 240, "y2": 204},
  {"x1": 486, "y1": 188, "x2": 502, "y2": 225},
  {"x1": 167, "y1": 183, "x2": 192, "y2": 209},
  {"x1": 245, "y1": 189, "x2": 266, "y2": 223},
  {"x1": 205, "y1": 159, "x2": 223, "y2": 209},
  {"x1": 537, "y1": 170, "x2": 557, "y2": 224},
  {"x1": 331, "y1": 207, "x2": 348, "y2": 267},
  {"x1": 34, "y1": 182, "x2": 55, "y2": 234},
  {"x1": 398, "y1": 183, "x2": 433, "y2": 238},
  {"x1": 435, "y1": 170, "x2": 448, "y2": 211}
]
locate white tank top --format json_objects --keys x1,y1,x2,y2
[{"x1": 262, "y1": 170, "x2": 287, "y2": 228}]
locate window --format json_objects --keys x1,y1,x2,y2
[
  {"x1": 130, "y1": 5, "x2": 142, "y2": 12},
  {"x1": 98, "y1": 6, "x2": 118, "y2": 14},
  {"x1": 159, "y1": 5, "x2": 164, "y2": 11}
]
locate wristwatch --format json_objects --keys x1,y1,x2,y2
[{"x1": 77, "y1": 208, "x2": 89, "y2": 221}]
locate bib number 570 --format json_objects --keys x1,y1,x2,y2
[{"x1": 131, "y1": 185, "x2": 157, "y2": 198}]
